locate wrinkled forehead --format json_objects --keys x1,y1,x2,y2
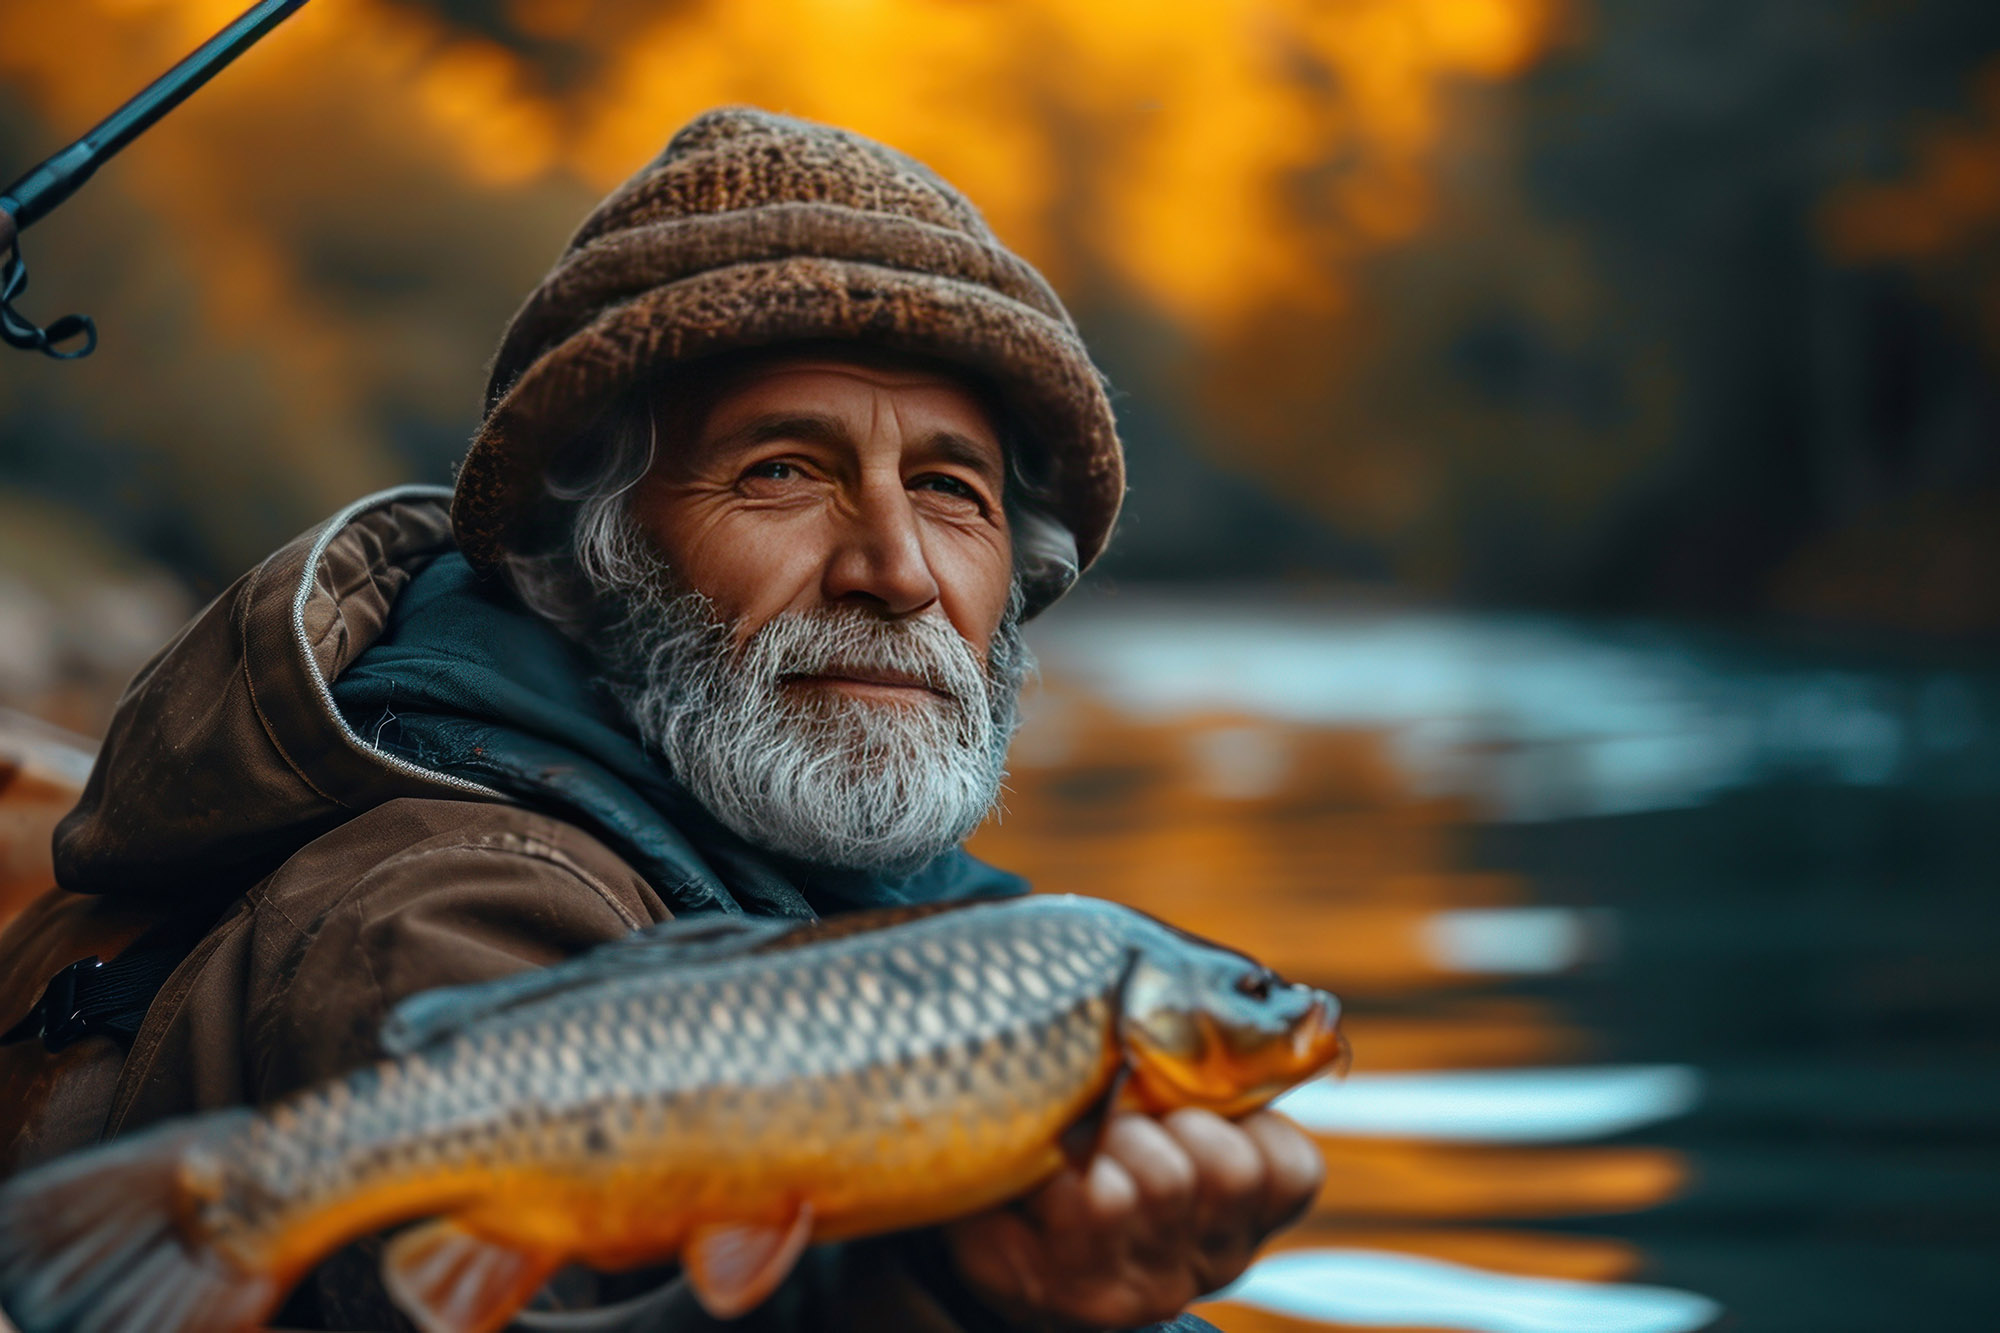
[{"x1": 647, "y1": 341, "x2": 1016, "y2": 465}]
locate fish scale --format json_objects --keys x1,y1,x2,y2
[{"x1": 222, "y1": 909, "x2": 1104, "y2": 1234}]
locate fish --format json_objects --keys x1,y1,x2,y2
[{"x1": 0, "y1": 893, "x2": 1345, "y2": 1333}]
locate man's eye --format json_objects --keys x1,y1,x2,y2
[
  {"x1": 744, "y1": 461, "x2": 800, "y2": 481},
  {"x1": 915, "y1": 475, "x2": 978, "y2": 500}
]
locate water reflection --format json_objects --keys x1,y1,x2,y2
[
  {"x1": 1022, "y1": 596, "x2": 1997, "y2": 821},
  {"x1": 983, "y1": 596, "x2": 1999, "y2": 1330},
  {"x1": 1278, "y1": 1066, "x2": 1703, "y2": 1143},
  {"x1": 1421, "y1": 908, "x2": 1613, "y2": 975},
  {"x1": 1220, "y1": 1249, "x2": 1720, "y2": 1333}
]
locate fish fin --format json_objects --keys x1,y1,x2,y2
[
  {"x1": 1061, "y1": 943, "x2": 1146, "y2": 1170},
  {"x1": 680, "y1": 1204, "x2": 815, "y2": 1320},
  {"x1": 1060, "y1": 1059, "x2": 1132, "y2": 1171},
  {"x1": 381, "y1": 1218, "x2": 560, "y2": 1333},
  {"x1": 751, "y1": 896, "x2": 1017, "y2": 955},
  {"x1": 381, "y1": 900, "x2": 1019, "y2": 1055},
  {"x1": 0, "y1": 1110, "x2": 277, "y2": 1333},
  {"x1": 382, "y1": 914, "x2": 807, "y2": 1054}
]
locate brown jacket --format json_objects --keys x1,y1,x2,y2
[{"x1": 12, "y1": 487, "x2": 1017, "y2": 1332}]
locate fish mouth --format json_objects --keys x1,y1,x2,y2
[
  {"x1": 1127, "y1": 994, "x2": 1347, "y2": 1116},
  {"x1": 1294, "y1": 994, "x2": 1350, "y2": 1079},
  {"x1": 1227, "y1": 997, "x2": 1347, "y2": 1109}
]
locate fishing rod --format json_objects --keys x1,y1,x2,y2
[{"x1": 0, "y1": 0, "x2": 311, "y2": 360}]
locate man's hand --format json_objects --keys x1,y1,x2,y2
[{"x1": 942, "y1": 1109, "x2": 1324, "y2": 1330}]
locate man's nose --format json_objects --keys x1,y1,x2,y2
[{"x1": 821, "y1": 482, "x2": 942, "y2": 617}]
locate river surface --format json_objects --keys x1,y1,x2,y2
[{"x1": 971, "y1": 593, "x2": 2000, "y2": 1333}]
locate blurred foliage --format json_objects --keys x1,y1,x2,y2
[{"x1": 0, "y1": 0, "x2": 1994, "y2": 634}]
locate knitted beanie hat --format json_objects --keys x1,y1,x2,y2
[{"x1": 454, "y1": 106, "x2": 1124, "y2": 615}]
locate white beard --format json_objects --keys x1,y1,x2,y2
[{"x1": 590, "y1": 563, "x2": 1030, "y2": 877}]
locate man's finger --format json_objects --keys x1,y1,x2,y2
[
  {"x1": 945, "y1": 1208, "x2": 1047, "y2": 1309},
  {"x1": 1025, "y1": 1152, "x2": 1141, "y2": 1236},
  {"x1": 1077, "y1": 1148, "x2": 1142, "y2": 1226},
  {"x1": 1025, "y1": 1162, "x2": 1096, "y2": 1233},
  {"x1": 1241, "y1": 1110, "x2": 1326, "y2": 1230},
  {"x1": 1163, "y1": 1107, "x2": 1268, "y2": 1218},
  {"x1": 1100, "y1": 1113, "x2": 1199, "y2": 1219},
  {"x1": 1160, "y1": 1107, "x2": 1277, "y2": 1296}
]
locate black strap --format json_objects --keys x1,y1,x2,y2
[{"x1": 1, "y1": 915, "x2": 213, "y2": 1053}]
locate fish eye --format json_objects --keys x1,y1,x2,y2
[{"x1": 1234, "y1": 968, "x2": 1275, "y2": 1001}]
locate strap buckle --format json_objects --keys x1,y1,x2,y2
[{"x1": 0, "y1": 956, "x2": 107, "y2": 1053}]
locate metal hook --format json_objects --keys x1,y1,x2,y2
[{"x1": 0, "y1": 241, "x2": 97, "y2": 360}]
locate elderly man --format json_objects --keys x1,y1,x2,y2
[{"x1": 37, "y1": 109, "x2": 1321, "y2": 1330}]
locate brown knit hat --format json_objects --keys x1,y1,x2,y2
[{"x1": 454, "y1": 106, "x2": 1123, "y2": 614}]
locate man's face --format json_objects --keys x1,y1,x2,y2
[
  {"x1": 589, "y1": 350, "x2": 1031, "y2": 876},
  {"x1": 629, "y1": 353, "x2": 1016, "y2": 685}
]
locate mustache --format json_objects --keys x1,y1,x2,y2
[{"x1": 739, "y1": 607, "x2": 988, "y2": 709}]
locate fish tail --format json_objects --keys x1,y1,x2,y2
[{"x1": 0, "y1": 1111, "x2": 278, "y2": 1333}]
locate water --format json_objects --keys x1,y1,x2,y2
[{"x1": 971, "y1": 593, "x2": 2000, "y2": 1333}]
